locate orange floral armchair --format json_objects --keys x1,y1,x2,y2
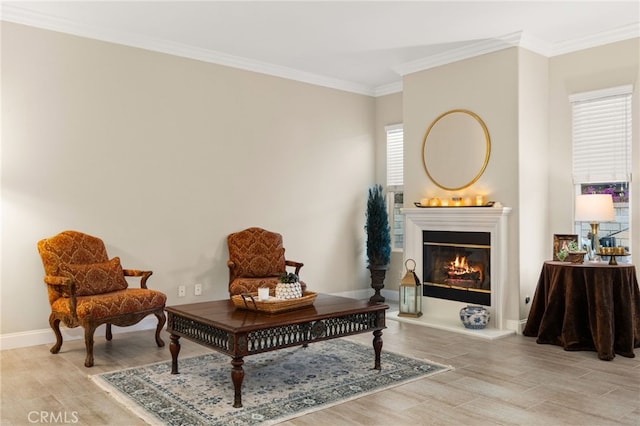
[
  {"x1": 227, "y1": 227, "x2": 305, "y2": 296},
  {"x1": 37, "y1": 230, "x2": 167, "y2": 367}
]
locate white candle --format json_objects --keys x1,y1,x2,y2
[{"x1": 258, "y1": 287, "x2": 270, "y2": 301}]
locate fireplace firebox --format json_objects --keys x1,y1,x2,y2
[
  {"x1": 423, "y1": 230, "x2": 491, "y2": 306},
  {"x1": 403, "y1": 206, "x2": 511, "y2": 333}
]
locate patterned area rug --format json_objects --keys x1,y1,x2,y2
[{"x1": 91, "y1": 339, "x2": 451, "y2": 425}]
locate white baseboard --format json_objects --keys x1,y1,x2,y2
[
  {"x1": 331, "y1": 288, "x2": 397, "y2": 302},
  {"x1": 507, "y1": 319, "x2": 528, "y2": 335},
  {"x1": 0, "y1": 316, "x2": 158, "y2": 351},
  {"x1": 380, "y1": 288, "x2": 398, "y2": 302}
]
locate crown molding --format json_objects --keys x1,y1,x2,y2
[
  {"x1": 393, "y1": 32, "x2": 519, "y2": 77},
  {"x1": 394, "y1": 31, "x2": 548, "y2": 77},
  {"x1": 517, "y1": 32, "x2": 554, "y2": 56},
  {"x1": 2, "y1": 4, "x2": 638, "y2": 98},
  {"x1": 373, "y1": 81, "x2": 403, "y2": 97},
  {"x1": 550, "y1": 22, "x2": 640, "y2": 56},
  {"x1": 393, "y1": 24, "x2": 639, "y2": 78},
  {"x1": 0, "y1": 4, "x2": 375, "y2": 96}
]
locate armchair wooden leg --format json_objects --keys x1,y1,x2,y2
[
  {"x1": 105, "y1": 323, "x2": 113, "y2": 341},
  {"x1": 49, "y1": 315, "x2": 63, "y2": 354},
  {"x1": 84, "y1": 325, "x2": 97, "y2": 367},
  {"x1": 154, "y1": 310, "x2": 166, "y2": 347}
]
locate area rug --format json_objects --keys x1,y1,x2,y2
[{"x1": 91, "y1": 338, "x2": 451, "y2": 426}]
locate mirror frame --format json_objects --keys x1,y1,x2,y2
[{"x1": 421, "y1": 109, "x2": 491, "y2": 191}]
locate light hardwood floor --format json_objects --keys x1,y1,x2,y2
[{"x1": 1, "y1": 318, "x2": 639, "y2": 425}]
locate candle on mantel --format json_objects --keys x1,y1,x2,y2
[
  {"x1": 475, "y1": 195, "x2": 485, "y2": 206},
  {"x1": 451, "y1": 197, "x2": 463, "y2": 207}
]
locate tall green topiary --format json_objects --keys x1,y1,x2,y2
[{"x1": 366, "y1": 184, "x2": 391, "y2": 265}]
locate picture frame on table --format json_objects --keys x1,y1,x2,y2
[{"x1": 553, "y1": 234, "x2": 578, "y2": 260}]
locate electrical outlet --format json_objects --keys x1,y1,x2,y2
[
  {"x1": 178, "y1": 285, "x2": 186, "y2": 297},
  {"x1": 194, "y1": 283, "x2": 202, "y2": 296}
]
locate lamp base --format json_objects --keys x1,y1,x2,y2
[
  {"x1": 590, "y1": 222, "x2": 600, "y2": 253},
  {"x1": 398, "y1": 312, "x2": 423, "y2": 318}
]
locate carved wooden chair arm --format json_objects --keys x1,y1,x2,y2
[
  {"x1": 44, "y1": 275, "x2": 76, "y2": 294},
  {"x1": 122, "y1": 269, "x2": 153, "y2": 289},
  {"x1": 285, "y1": 260, "x2": 304, "y2": 275},
  {"x1": 43, "y1": 275, "x2": 78, "y2": 319}
]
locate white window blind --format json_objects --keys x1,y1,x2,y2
[
  {"x1": 570, "y1": 85, "x2": 632, "y2": 184},
  {"x1": 386, "y1": 124, "x2": 404, "y2": 187}
]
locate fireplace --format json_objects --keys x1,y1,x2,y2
[
  {"x1": 402, "y1": 206, "x2": 512, "y2": 333},
  {"x1": 423, "y1": 230, "x2": 491, "y2": 306}
]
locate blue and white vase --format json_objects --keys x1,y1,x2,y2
[{"x1": 459, "y1": 305, "x2": 490, "y2": 329}]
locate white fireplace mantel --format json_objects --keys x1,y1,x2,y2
[{"x1": 398, "y1": 206, "x2": 513, "y2": 338}]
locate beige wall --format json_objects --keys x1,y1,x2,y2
[
  {"x1": 402, "y1": 48, "x2": 522, "y2": 321},
  {"x1": 403, "y1": 49, "x2": 520, "y2": 206},
  {"x1": 517, "y1": 49, "x2": 549, "y2": 319},
  {"x1": 2, "y1": 20, "x2": 638, "y2": 338},
  {"x1": 396, "y1": 38, "x2": 638, "y2": 325},
  {"x1": 548, "y1": 38, "x2": 640, "y2": 257},
  {"x1": 1, "y1": 22, "x2": 376, "y2": 334}
]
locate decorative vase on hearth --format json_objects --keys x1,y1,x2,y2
[{"x1": 459, "y1": 305, "x2": 490, "y2": 329}]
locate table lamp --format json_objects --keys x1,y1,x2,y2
[{"x1": 575, "y1": 194, "x2": 615, "y2": 253}]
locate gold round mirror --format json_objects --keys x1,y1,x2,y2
[{"x1": 421, "y1": 109, "x2": 490, "y2": 191}]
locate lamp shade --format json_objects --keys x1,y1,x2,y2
[{"x1": 575, "y1": 194, "x2": 615, "y2": 222}]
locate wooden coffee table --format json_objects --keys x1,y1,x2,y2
[{"x1": 165, "y1": 294, "x2": 388, "y2": 407}]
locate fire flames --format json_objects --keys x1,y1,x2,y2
[{"x1": 447, "y1": 256, "x2": 480, "y2": 278}]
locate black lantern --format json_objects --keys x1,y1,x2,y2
[{"x1": 399, "y1": 259, "x2": 422, "y2": 317}]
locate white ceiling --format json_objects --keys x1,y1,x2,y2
[{"x1": 3, "y1": 1, "x2": 639, "y2": 96}]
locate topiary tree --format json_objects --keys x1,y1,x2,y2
[
  {"x1": 365, "y1": 184, "x2": 391, "y2": 303},
  {"x1": 366, "y1": 184, "x2": 391, "y2": 266}
]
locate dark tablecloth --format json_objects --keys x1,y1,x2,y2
[{"x1": 523, "y1": 261, "x2": 640, "y2": 360}]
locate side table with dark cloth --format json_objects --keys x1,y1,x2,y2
[{"x1": 523, "y1": 261, "x2": 640, "y2": 360}]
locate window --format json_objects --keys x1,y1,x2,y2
[
  {"x1": 386, "y1": 124, "x2": 404, "y2": 250},
  {"x1": 570, "y1": 85, "x2": 632, "y2": 255}
]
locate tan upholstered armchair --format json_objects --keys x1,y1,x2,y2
[
  {"x1": 37, "y1": 230, "x2": 167, "y2": 367},
  {"x1": 227, "y1": 227, "x2": 305, "y2": 296}
]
